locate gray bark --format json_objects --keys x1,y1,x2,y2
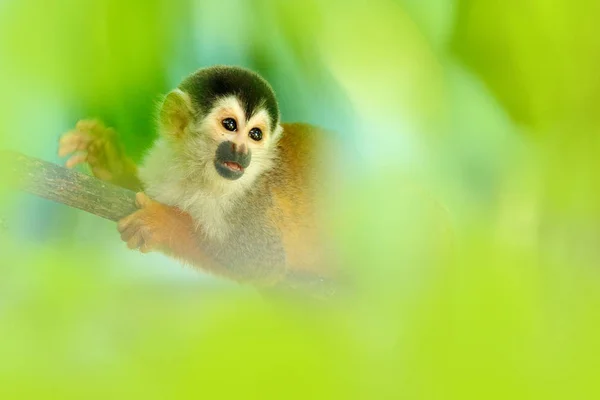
[{"x1": 3, "y1": 151, "x2": 137, "y2": 221}]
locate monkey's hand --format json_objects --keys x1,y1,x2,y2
[
  {"x1": 58, "y1": 119, "x2": 141, "y2": 191},
  {"x1": 117, "y1": 193, "x2": 193, "y2": 254},
  {"x1": 117, "y1": 193, "x2": 219, "y2": 271}
]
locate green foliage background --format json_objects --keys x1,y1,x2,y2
[{"x1": 1, "y1": 0, "x2": 600, "y2": 398}]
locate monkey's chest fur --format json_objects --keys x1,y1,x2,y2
[
  {"x1": 142, "y1": 171, "x2": 286, "y2": 281},
  {"x1": 199, "y1": 182, "x2": 286, "y2": 281}
]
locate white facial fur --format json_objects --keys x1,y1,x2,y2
[{"x1": 138, "y1": 95, "x2": 282, "y2": 240}]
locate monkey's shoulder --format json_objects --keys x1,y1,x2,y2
[
  {"x1": 274, "y1": 122, "x2": 330, "y2": 185},
  {"x1": 278, "y1": 122, "x2": 324, "y2": 153}
]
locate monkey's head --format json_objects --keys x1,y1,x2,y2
[{"x1": 158, "y1": 65, "x2": 281, "y2": 189}]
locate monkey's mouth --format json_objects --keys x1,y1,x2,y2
[
  {"x1": 222, "y1": 161, "x2": 244, "y2": 172},
  {"x1": 214, "y1": 159, "x2": 246, "y2": 180}
]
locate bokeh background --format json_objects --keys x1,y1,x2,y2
[{"x1": 1, "y1": 0, "x2": 600, "y2": 398}]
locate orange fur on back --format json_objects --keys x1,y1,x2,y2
[{"x1": 267, "y1": 123, "x2": 331, "y2": 276}]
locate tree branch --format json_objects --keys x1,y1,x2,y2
[
  {"x1": 3, "y1": 151, "x2": 137, "y2": 221},
  {"x1": 3, "y1": 151, "x2": 338, "y2": 299}
]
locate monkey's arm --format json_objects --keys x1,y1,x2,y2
[
  {"x1": 117, "y1": 193, "x2": 285, "y2": 286},
  {"x1": 115, "y1": 194, "x2": 338, "y2": 297},
  {"x1": 58, "y1": 120, "x2": 143, "y2": 191}
]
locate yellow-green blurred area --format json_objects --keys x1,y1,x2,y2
[{"x1": 1, "y1": 0, "x2": 600, "y2": 398}]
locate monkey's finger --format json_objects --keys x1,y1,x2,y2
[
  {"x1": 60, "y1": 127, "x2": 94, "y2": 141},
  {"x1": 136, "y1": 225, "x2": 157, "y2": 253},
  {"x1": 117, "y1": 211, "x2": 143, "y2": 233},
  {"x1": 120, "y1": 217, "x2": 145, "y2": 241},
  {"x1": 66, "y1": 153, "x2": 88, "y2": 169},
  {"x1": 127, "y1": 231, "x2": 144, "y2": 249},
  {"x1": 127, "y1": 226, "x2": 154, "y2": 253},
  {"x1": 86, "y1": 152, "x2": 98, "y2": 165},
  {"x1": 58, "y1": 131, "x2": 93, "y2": 157},
  {"x1": 139, "y1": 229, "x2": 155, "y2": 253},
  {"x1": 75, "y1": 119, "x2": 102, "y2": 133},
  {"x1": 103, "y1": 136, "x2": 126, "y2": 166},
  {"x1": 135, "y1": 192, "x2": 152, "y2": 208},
  {"x1": 120, "y1": 224, "x2": 137, "y2": 242},
  {"x1": 139, "y1": 242, "x2": 153, "y2": 254},
  {"x1": 87, "y1": 145, "x2": 110, "y2": 169}
]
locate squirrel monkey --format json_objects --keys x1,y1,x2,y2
[{"x1": 58, "y1": 66, "x2": 335, "y2": 295}]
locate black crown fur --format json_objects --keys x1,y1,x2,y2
[{"x1": 179, "y1": 65, "x2": 280, "y2": 128}]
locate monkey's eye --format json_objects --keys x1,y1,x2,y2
[
  {"x1": 249, "y1": 128, "x2": 263, "y2": 142},
  {"x1": 222, "y1": 118, "x2": 237, "y2": 132}
]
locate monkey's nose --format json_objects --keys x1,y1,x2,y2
[{"x1": 231, "y1": 141, "x2": 248, "y2": 155}]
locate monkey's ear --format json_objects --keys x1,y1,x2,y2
[{"x1": 158, "y1": 89, "x2": 193, "y2": 138}]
